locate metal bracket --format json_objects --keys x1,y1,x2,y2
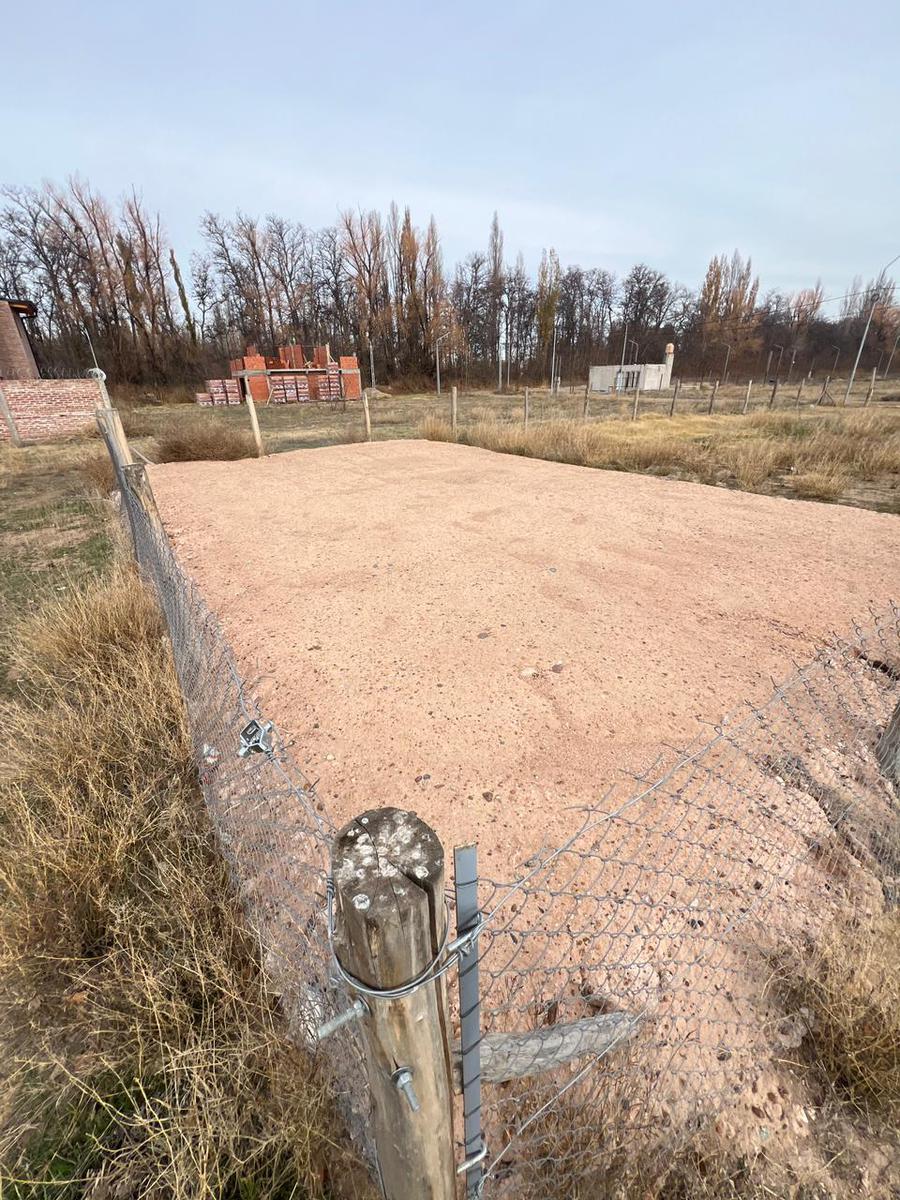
[
  {"x1": 238, "y1": 718, "x2": 273, "y2": 757},
  {"x1": 456, "y1": 1137, "x2": 488, "y2": 1176}
]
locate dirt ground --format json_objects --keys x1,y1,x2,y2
[{"x1": 149, "y1": 439, "x2": 900, "y2": 874}]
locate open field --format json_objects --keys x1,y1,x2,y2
[
  {"x1": 117, "y1": 381, "x2": 900, "y2": 512},
  {"x1": 149, "y1": 439, "x2": 900, "y2": 868}
]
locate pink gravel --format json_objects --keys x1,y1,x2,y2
[{"x1": 150, "y1": 440, "x2": 900, "y2": 875}]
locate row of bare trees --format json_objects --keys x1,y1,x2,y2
[{"x1": 1, "y1": 179, "x2": 898, "y2": 388}]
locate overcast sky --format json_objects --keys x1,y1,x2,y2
[{"x1": 3, "y1": 0, "x2": 898, "y2": 310}]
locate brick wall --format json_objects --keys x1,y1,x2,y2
[
  {"x1": 0, "y1": 378, "x2": 102, "y2": 443},
  {"x1": 0, "y1": 302, "x2": 39, "y2": 379}
]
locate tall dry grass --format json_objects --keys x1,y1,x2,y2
[
  {"x1": 420, "y1": 408, "x2": 900, "y2": 502},
  {"x1": 155, "y1": 417, "x2": 259, "y2": 463},
  {"x1": 0, "y1": 567, "x2": 371, "y2": 1197}
]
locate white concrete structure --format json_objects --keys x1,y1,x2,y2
[{"x1": 589, "y1": 343, "x2": 675, "y2": 392}]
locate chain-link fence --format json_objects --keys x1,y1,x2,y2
[{"x1": 98, "y1": 412, "x2": 899, "y2": 1197}]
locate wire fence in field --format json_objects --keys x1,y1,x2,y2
[
  {"x1": 473, "y1": 607, "x2": 900, "y2": 1194},
  {"x1": 97, "y1": 422, "x2": 378, "y2": 1166},
  {"x1": 98, "y1": 411, "x2": 900, "y2": 1197}
]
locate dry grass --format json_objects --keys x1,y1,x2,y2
[
  {"x1": 778, "y1": 913, "x2": 900, "y2": 1120},
  {"x1": 78, "y1": 449, "x2": 118, "y2": 495},
  {"x1": 0, "y1": 567, "x2": 371, "y2": 1197},
  {"x1": 793, "y1": 469, "x2": 851, "y2": 501},
  {"x1": 155, "y1": 417, "x2": 259, "y2": 463},
  {"x1": 420, "y1": 407, "x2": 900, "y2": 505}
]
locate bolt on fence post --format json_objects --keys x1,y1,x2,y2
[
  {"x1": 454, "y1": 843, "x2": 484, "y2": 1200},
  {"x1": 331, "y1": 808, "x2": 455, "y2": 1200},
  {"x1": 451, "y1": 385, "x2": 458, "y2": 436}
]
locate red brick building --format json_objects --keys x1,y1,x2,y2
[
  {"x1": 0, "y1": 297, "x2": 102, "y2": 444},
  {"x1": 0, "y1": 298, "x2": 39, "y2": 379}
]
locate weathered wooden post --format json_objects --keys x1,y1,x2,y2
[
  {"x1": 362, "y1": 389, "x2": 373, "y2": 440},
  {"x1": 864, "y1": 365, "x2": 877, "y2": 407},
  {"x1": 582, "y1": 382, "x2": 590, "y2": 420},
  {"x1": 769, "y1": 377, "x2": 780, "y2": 409},
  {"x1": 331, "y1": 808, "x2": 455, "y2": 1200},
  {"x1": 524, "y1": 386, "x2": 530, "y2": 427},
  {"x1": 631, "y1": 382, "x2": 640, "y2": 421},
  {"x1": 244, "y1": 390, "x2": 265, "y2": 457},
  {"x1": 451, "y1": 385, "x2": 458, "y2": 436},
  {"x1": 707, "y1": 379, "x2": 719, "y2": 415},
  {"x1": 817, "y1": 375, "x2": 831, "y2": 406},
  {"x1": 669, "y1": 377, "x2": 680, "y2": 417},
  {"x1": 742, "y1": 379, "x2": 753, "y2": 414}
]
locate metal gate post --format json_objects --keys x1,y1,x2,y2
[{"x1": 454, "y1": 844, "x2": 485, "y2": 1197}]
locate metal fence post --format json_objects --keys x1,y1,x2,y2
[{"x1": 454, "y1": 843, "x2": 485, "y2": 1199}]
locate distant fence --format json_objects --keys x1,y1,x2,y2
[{"x1": 97, "y1": 405, "x2": 900, "y2": 1198}]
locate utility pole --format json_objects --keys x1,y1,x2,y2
[{"x1": 844, "y1": 252, "x2": 900, "y2": 404}]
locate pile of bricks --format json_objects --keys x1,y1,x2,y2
[{"x1": 225, "y1": 342, "x2": 362, "y2": 405}]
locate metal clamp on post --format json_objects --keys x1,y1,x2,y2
[{"x1": 238, "y1": 718, "x2": 273, "y2": 757}]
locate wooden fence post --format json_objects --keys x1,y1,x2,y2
[
  {"x1": 582, "y1": 382, "x2": 590, "y2": 420},
  {"x1": 817, "y1": 375, "x2": 831, "y2": 406},
  {"x1": 742, "y1": 379, "x2": 753, "y2": 414},
  {"x1": 331, "y1": 808, "x2": 455, "y2": 1200},
  {"x1": 769, "y1": 377, "x2": 780, "y2": 409},
  {"x1": 451, "y1": 385, "x2": 458, "y2": 436},
  {"x1": 362, "y1": 389, "x2": 373, "y2": 440},
  {"x1": 524, "y1": 386, "x2": 530, "y2": 428},
  {"x1": 669, "y1": 378, "x2": 680, "y2": 417},
  {"x1": 245, "y1": 391, "x2": 264, "y2": 457},
  {"x1": 707, "y1": 379, "x2": 719, "y2": 415},
  {"x1": 631, "y1": 383, "x2": 640, "y2": 421},
  {"x1": 864, "y1": 366, "x2": 877, "y2": 407}
]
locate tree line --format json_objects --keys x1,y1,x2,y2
[{"x1": 1, "y1": 179, "x2": 898, "y2": 389}]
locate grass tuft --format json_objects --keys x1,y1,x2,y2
[{"x1": 155, "y1": 417, "x2": 259, "y2": 463}]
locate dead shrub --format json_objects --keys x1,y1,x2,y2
[
  {"x1": 155, "y1": 417, "x2": 259, "y2": 463},
  {"x1": 0, "y1": 566, "x2": 371, "y2": 1197},
  {"x1": 79, "y1": 449, "x2": 118, "y2": 494}
]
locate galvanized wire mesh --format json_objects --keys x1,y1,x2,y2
[
  {"x1": 99, "y1": 431, "x2": 376, "y2": 1166},
  {"x1": 473, "y1": 607, "x2": 900, "y2": 1195}
]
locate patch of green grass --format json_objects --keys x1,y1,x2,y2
[{"x1": 0, "y1": 446, "x2": 114, "y2": 693}]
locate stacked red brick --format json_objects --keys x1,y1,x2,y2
[
  {"x1": 269, "y1": 375, "x2": 311, "y2": 403},
  {"x1": 0, "y1": 379, "x2": 102, "y2": 443},
  {"x1": 204, "y1": 378, "x2": 242, "y2": 406}
]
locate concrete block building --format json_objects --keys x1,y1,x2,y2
[{"x1": 589, "y1": 343, "x2": 675, "y2": 392}]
